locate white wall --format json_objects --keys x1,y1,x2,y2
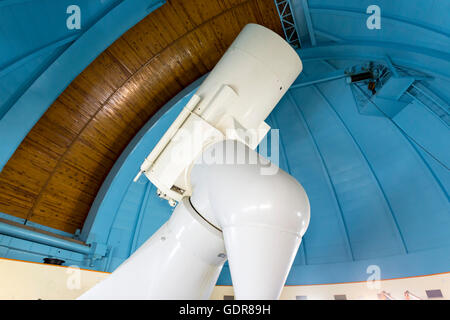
[
  {"x1": 211, "y1": 274, "x2": 450, "y2": 300},
  {"x1": 0, "y1": 257, "x2": 448, "y2": 300},
  {"x1": 0, "y1": 257, "x2": 108, "y2": 300}
]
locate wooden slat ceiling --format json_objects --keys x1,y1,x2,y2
[{"x1": 0, "y1": 0, "x2": 283, "y2": 233}]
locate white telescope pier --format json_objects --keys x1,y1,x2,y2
[{"x1": 80, "y1": 24, "x2": 309, "y2": 300}]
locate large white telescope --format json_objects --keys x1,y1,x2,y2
[{"x1": 80, "y1": 24, "x2": 309, "y2": 300}]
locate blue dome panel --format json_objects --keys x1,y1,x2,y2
[{"x1": 82, "y1": 54, "x2": 449, "y2": 284}]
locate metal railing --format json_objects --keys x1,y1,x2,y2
[{"x1": 274, "y1": 0, "x2": 301, "y2": 48}]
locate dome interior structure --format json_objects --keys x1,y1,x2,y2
[{"x1": 0, "y1": 0, "x2": 448, "y2": 288}]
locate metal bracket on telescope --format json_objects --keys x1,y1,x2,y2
[
  {"x1": 134, "y1": 84, "x2": 271, "y2": 206},
  {"x1": 133, "y1": 24, "x2": 302, "y2": 206}
]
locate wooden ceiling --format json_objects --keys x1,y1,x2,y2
[{"x1": 0, "y1": 0, "x2": 283, "y2": 233}]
